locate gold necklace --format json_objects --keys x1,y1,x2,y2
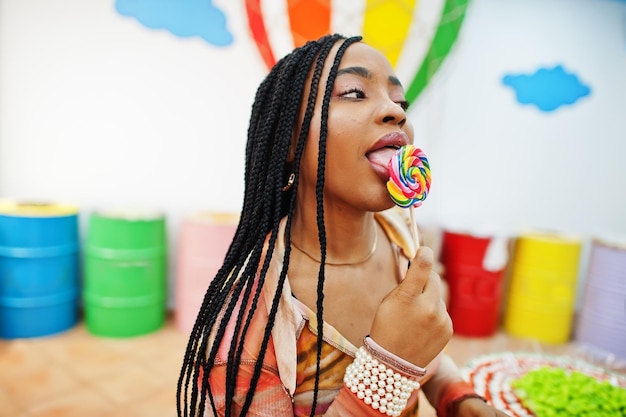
[{"x1": 290, "y1": 225, "x2": 378, "y2": 266}]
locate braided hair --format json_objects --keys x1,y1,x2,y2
[{"x1": 177, "y1": 34, "x2": 363, "y2": 416}]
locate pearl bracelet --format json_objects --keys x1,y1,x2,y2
[{"x1": 344, "y1": 347, "x2": 420, "y2": 416}]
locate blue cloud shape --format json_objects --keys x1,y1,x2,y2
[
  {"x1": 502, "y1": 65, "x2": 591, "y2": 112},
  {"x1": 115, "y1": 0, "x2": 233, "y2": 47}
]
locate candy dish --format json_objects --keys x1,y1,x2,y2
[{"x1": 460, "y1": 352, "x2": 626, "y2": 417}]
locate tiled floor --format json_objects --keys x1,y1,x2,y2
[
  {"x1": 0, "y1": 314, "x2": 622, "y2": 417},
  {"x1": 0, "y1": 315, "x2": 187, "y2": 417}
]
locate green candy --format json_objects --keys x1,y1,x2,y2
[{"x1": 511, "y1": 367, "x2": 626, "y2": 417}]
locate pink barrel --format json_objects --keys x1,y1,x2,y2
[{"x1": 174, "y1": 212, "x2": 238, "y2": 334}]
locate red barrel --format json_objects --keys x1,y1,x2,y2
[{"x1": 440, "y1": 231, "x2": 509, "y2": 337}]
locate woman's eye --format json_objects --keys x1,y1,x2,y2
[
  {"x1": 341, "y1": 88, "x2": 366, "y2": 99},
  {"x1": 398, "y1": 100, "x2": 409, "y2": 111}
]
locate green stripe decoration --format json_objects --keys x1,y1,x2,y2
[{"x1": 406, "y1": 0, "x2": 470, "y2": 104}]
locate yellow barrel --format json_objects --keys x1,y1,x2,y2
[{"x1": 503, "y1": 232, "x2": 582, "y2": 344}]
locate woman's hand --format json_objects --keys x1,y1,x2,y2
[
  {"x1": 455, "y1": 398, "x2": 512, "y2": 416},
  {"x1": 369, "y1": 246, "x2": 453, "y2": 368}
]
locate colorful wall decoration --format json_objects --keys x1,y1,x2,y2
[
  {"x1": 112, "y1": 0, "x2": 600, "y2": 115},
  {"x1": 245, "y1": 0, "x2": 470, "y2": 105},
  {"x1": 115, "y1": 0, "x2": 233, "y2": 46},
  {"x1": 114, "y1": 0, "x2": 469, "y2": 104},
  {"x1": 502, "y1": 65, "x2": 591, "y2": 112}
]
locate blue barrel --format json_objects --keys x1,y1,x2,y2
[{"x1": 0, "y1": 201, "x2": 80, "y2": 338}]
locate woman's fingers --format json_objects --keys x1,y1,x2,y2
[
  {"x1": 399, "y1": 246, "x2": 434, "y2": 297},
  {"x1": 369, "y1": 246, "x2": 453, "y2": 367}
]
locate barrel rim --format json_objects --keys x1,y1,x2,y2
[
  {"x1": 93, "y1": 208, "x2": 164, "y2": 221},
  {"x1": 0, "y1": 200, "x2": 78, "y2": 217}
]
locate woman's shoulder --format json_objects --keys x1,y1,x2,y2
[{"x1": 211, "y1": 270, "x2": 279, "y2": 368}]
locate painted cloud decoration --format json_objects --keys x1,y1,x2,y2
[
  {"x1": 115, "y1": 0, "x2": 233, "y2": 46},
  {"x1": 502, "y1": 65, "x2": 591, "y2": 112}
]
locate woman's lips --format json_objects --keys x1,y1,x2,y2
[{"x1": 366, "y1": 131, "x2": 409, "y2": 181}]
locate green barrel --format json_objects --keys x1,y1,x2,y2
[{"x1": 83, "y1": 210, "x2": 167, "y2": 337}]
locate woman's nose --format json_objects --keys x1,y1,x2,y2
[{"x1": 381, "y1": 102, "x2": 406, "y2": 128}]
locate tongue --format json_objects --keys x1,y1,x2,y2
[{"x1": 367, "y1": 147, "x2": 397, "y2": 170}]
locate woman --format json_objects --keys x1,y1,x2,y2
[{"x1": 178, "y1": 34, "x2": 509, "y2": 417}]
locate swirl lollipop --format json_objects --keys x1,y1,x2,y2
[{"x1": 387, "y1": 145, "x2": 431, "y2": 208}]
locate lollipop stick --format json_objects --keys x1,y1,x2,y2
[{"x1": 410, "y1": 206, "x2": 420, "y2": 251}]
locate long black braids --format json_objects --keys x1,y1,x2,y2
[
  {"x1": 177, "y1": 33, "x2": 362, "y2": 417},
  {"x1": 310, "y1": 36, "x2": 361, "y2": 415}
]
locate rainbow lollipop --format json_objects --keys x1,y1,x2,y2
[{"x1": 387, "y1": 145, "x2": 431, "y2": 208}]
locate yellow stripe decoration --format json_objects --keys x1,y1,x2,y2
[{"x1": 362, "y1": 0, "x2": 418, "y2": 67}]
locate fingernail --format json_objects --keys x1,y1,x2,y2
[{"x1": 417, "y1": 246, "x2": 433, "y2": 264}]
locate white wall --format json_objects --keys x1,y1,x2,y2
[
  {"x1": 1, "y1": 0, "x2": 625, "y2": 301},
  {"x1": 0, "y1": 0, "x2": 261, "y2": 217},
  {"x1": 412, "y1": 0, "x2": 626, "y2": 239}
]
